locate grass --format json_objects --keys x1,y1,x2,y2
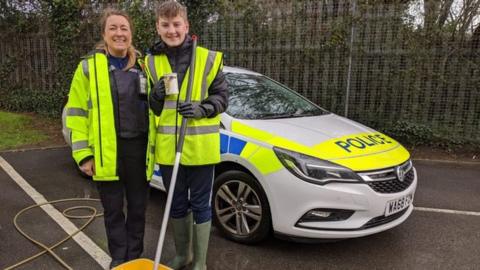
[{"x1": 0, "y1": 111, "x2": 50, "y2": 150}]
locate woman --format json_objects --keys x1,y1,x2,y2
[{"x1": 65, "y1": 8, "x2": 156, "y2": 269}]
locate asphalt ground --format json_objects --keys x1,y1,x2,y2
[{"x1": 0, "y1": 147, "x2": 479, "y2": 270}]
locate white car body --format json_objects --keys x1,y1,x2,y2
[
  {"x1": 150, "y1": 67, "x2": 417, "y2": 241},
  {"x1": 63, "y1": 66, "x2": 417, "y2": 242}
]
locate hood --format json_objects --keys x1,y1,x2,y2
[
  {"x1": 240, "y1": 114, "x2": 375, "y2": 144},
  {"x1": 231, "y1": 113, "x2": 407, "y2": 163}
]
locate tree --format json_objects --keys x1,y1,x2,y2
[
  {"x1": 422, "y1": 0, "x2": 480, "y2": 42},
  {"x1": 180, "y1": 0, "x2": 222, "y2": 36}
]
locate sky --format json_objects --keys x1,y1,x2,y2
[{"x1": 406, "y1": 0, "x2": 480, "y2": 32}]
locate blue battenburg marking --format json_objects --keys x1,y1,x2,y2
[
  {"x1": 154, "y1": 169, "x2": 161, "y2": 176},
  {"x1": 229, "y1": 137, "x2": 246, "y2": 155},
  {"x1": 220, "y1": 134, "x2": 229, "y2": 154}
]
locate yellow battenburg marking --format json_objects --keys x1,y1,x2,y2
[
  {"x1": 239, "y1": 142, "x2": 260, "y2": 159},
  {"x1": 248, "y1": 147, "x2": 284, "y2": 175},
  {"x1": 232, "y1": 120, "x2": 409, "y2": 172},
  {"x1": 269, "y1": 137, "x2": 318, "y2": 157},
  {"x1": 233, "y1": 121, "x2": 295, "y2": 175},
  {"x1": 333, "y1": 145, "x2": 410, "y2": 171},
  {"x1": 313, "y1": 132, "x2": 400, "y2": 159},
  {"x1": 232, "y1": 121, "x2": 275, "y2": 141}
]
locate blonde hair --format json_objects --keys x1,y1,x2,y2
[
  {"x1": 156, "y1": 1, "x2": 188, "y2": 22},
  {"x1": 96, "y1": 8, "x2": 138, "y2": 71}
]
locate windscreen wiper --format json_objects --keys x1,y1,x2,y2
[{"x1": 259, "y1": 113, "x2": 304, "y2": 119}]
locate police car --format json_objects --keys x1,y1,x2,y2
[{"x1": 63, "y1": 66, "x2": 417, "y2": 243}]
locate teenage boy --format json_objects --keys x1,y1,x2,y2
[{"x1": 145, "y1": 1, "x2": 228, "y2": 270}]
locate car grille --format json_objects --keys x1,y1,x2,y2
[
  {"x1": 361, "y1": 208, "x2": 409, "y2": 229},
  {"x1": 359, "y1": 160, "x2": 415, "y2": 194},
  {"x1": 366, "y1": 169, "x2": 415, "y2": 193}
]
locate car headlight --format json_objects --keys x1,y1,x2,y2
[{"x1": 273, "y1": 147, "x2": 363, "y2": 185}]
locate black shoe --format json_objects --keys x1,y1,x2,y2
[{"x1": 110, "y1": 259, "x2": 125, "y2": 269}]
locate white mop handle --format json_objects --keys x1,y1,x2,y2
[{"x1": 153, "y1": 152, "x2": 182, "y2": 270}]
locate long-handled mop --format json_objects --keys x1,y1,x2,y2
[{"x1": 113, "y1": 35, "x2": 198, "y2": 270}]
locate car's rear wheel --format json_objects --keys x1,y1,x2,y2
[{"x1": 213, "y1": 170, "x2": 271, "y2": 244}]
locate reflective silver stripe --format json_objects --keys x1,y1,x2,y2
[
  {"x1": 87, "y1": 99, "x2": 93, "y2": 109},
  {"x1": 67, "y1": 108, "x2": 88, "y2": 117},
  {"x1": 109, "y1": 65, "x2": 116, "y2": 72},
  {"x1": 72, "y1": 140, "x2": 89, "y2": 151},
  {"x1": 148, "y1": 55, "x2": 158, "y2": 83},
  {"x1": 157, "y1": 125, "x2": 219, "y2": 135},
  {"x1": 129, "y1": 68, "x2": 140, "y2": 74},
  {"x1": 164, "y1": 100, "x2": 177, "y2": 109},
  {"x1": 163, "y1": 100, "x2": 201, "y2": 109},
  {"x1": 82, "y1": 59, "x2": 89, "y2": 79},
  {"x1": 201, "y1": 51, "x2": 217, "y2": 100}
]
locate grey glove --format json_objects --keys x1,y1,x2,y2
[{"x1": 178, "y1": 102, "x2": 208, "y2": 119}]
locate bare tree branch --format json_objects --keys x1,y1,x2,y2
[
  {"x1": 458, "y1": 0, "x2": 480, "y2": 40},
  {"x1": 437, "y1": 0, "x2": 454, "y2": 27}
]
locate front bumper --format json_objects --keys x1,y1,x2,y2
[{"x1": 265, "y1": 167, "x2": 417, "y2": 239}]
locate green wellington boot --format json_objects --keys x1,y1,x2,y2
[
  {"x1": 191, "y1": 221, "x2": 212, "y2": 270},
  {"x1": 167, "y1": 213, "x2": 193, "y2": 270}
]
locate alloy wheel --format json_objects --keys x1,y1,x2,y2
[{"x1": 214, "y1": 180, "x2": 263, "y2": 236}]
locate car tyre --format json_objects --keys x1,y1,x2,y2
[{"x1": 213, "y1": 170, "x2": 271, "y2": 244}]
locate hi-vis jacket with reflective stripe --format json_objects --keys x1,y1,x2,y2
[
  {"x1": 145, "y1": 46, "x2": 223, "y2": 165},
  {"x1": 65, "y1": 51, "x2": 156, "y2": 181}
]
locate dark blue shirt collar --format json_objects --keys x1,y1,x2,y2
[{"x1": 108, "y1": 55, "x2": 129, "y2": 70}]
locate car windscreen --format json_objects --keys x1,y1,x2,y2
[{"x1": 225, "y1": 73, "x2": 328, "y2": 120}]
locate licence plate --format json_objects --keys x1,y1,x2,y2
[{"x1": 385, "y1": 194, "x2": 413, "y2": 216}]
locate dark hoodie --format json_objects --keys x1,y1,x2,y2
[{"x1": 149, "y1": 35, "x2": 228, "y2": 117}]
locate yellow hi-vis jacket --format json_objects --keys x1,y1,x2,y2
[
  {"x1": 65, "y1": 51, "x2": 156, "y2": 181},
  {"x1": 145, "y1": 47, "x2": 223, "y2": 165}
]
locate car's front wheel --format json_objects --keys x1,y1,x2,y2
[{"x1": 212, "y1": 170, "x2": 271, "y2": 244}]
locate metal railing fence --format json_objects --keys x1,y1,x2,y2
[{"x1": 1, "y1": 0, "x2": 478, "y2": 142}]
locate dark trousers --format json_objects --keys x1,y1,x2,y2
[
  {"x1": 160, "y1": 164, "x2": 214, "y2": 224},
  {"x1": 97, "y1": 137, "x2": 149, "y2": 261}
]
